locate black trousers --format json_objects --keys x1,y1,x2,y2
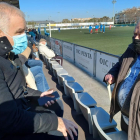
[
  {"x1": 121, "y1": 115, "x2": 128, "y2": 133},
  {"x1": 3, "y1": 129, "x2": 78, "y2": 140},
  {"x1": 3, "y1": 99, "x2": 78, "y2": 140}
]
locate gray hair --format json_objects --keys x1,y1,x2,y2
[
  {"x1": 0, "y1": 2, "x2": 25, "y2": 32},
  {"x1": 39, "y1": 38, "x2": 47, "y2": 43}
]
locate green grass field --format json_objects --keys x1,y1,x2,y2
[{"x1": 42, "y1": 27, "x2": 135, "y2": 55}]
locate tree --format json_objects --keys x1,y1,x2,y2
[
  {"x1": 124, "y1": 7, "x2": 138, "y2": 24},
  {"x1": 27, "y1": 21, "x2": 36, "y2": 27},
  {"x1": 62, "y1": 19, "x2": 70, "y2": 23},
  {"x1": 72, "y1": 19, "x2": 79, "y2": 23},
  {"x1": 102, "y1": 16, "x2": 110, "y2": 22},
  {"x1": 116, "y1": 7, "x2": 140, "y2": 24}
]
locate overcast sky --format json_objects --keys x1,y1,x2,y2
[{"x1": 20, "y1": 0, "x2": 140, "y2": 22}]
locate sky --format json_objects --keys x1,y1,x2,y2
[{"x1": 20, "y1": 0, "x2": 140, "y2": 22}]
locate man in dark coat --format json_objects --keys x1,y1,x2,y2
[
  {"x1": 0, "y1": 2, "x2": 78, "y2": 140},
  {"x1": 104, "y1": 22, "x2": 140, "y2": 140}
]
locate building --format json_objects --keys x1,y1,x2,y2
[{"x1": 71, "y1": 18, "x2": 92, "y2": 22}]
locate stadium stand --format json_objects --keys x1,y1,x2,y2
[
  {"x1": 2, "y1": 11, "x2": 120, "y2": 137},
  {"x1": 36, "y1": 40, "x2": 121, "y2": 139}
]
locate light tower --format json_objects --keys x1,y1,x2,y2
[{"x1": 112, "y1": 0, "x2": 116, "y2": 24}]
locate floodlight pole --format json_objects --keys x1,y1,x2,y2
[
  {"x1": 86, "y1": 11, "x2": 88, "y2": 24},
  {"x1": 112, "y1": 0, "x2": 116, "y2": 24},
  {"x1": 57, "y1": 12, "x2": 60, "y2": 27}
]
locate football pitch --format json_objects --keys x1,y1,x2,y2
[{"x1": 42, "y1": 26, "x2": 135, "y2": 56}]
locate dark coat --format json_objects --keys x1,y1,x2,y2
[
  {"x1": 0, "y1": 37, "x2": 58, "y2": 138},
  {"x1": 105, "y1": 43, "x2": 140, "y2": 140}
]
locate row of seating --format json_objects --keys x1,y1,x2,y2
[{"x1": 40, "y1": 51, "x2": 128, "y2": 140}]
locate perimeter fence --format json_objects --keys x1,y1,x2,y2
[{"x1": 38, "y1": 34, "x2": 119, "y2": 87}]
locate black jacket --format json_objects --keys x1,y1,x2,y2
[
  {"x1": 104, "y1": 44, "x2": 140, "y2": 140},
  {"x1": 0, "y1": 37, "x2": 58, "y2": 138}
]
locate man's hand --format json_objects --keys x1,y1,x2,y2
[
  {"x1": 105, "y1": 74, "x2": 115, "y2": 84},
  {"x1": 57, "y1": 117, "x2": 78, "y2": 140},
  {"x1": 35, "y1": 57, "x2": 40, "y2": 60},
  {"x1": 40, "y1": 89, "x2": 55, "y2": 107}
]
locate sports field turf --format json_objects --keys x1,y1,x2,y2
[{"x1": 42, "y1": 26, "x2": 135, "y2": 56}]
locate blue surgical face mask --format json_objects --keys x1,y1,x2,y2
[
  {"x1": 11, "y1": 33, "x2": 27, "y2": 55},
  {"x1": 2, "y1": 30, "x2": 27, "y2": 55}
]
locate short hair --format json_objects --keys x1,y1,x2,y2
[
  {"x1": 39, "y1": 38, "x2": 47, "y2": 43},
  {"x1": 0, "y1": 2, "x2": 25, "y2": 32}
]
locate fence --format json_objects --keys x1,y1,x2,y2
[
  {"x1": 38, "y1": 34, "x2": 119, "y2": 86},
  {"x1": 115, "y1": 24, "x2": 136, "y2": 27}
]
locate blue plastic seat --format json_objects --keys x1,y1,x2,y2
[
  {"x1": 52, "y1": 65, "x2": 63, "y2": 77},
  {"x1": 92, "y1": 115, "x2": 127, "y2": 140},
  {"x1": 49, "y1": 60, "x2": 59, "y2": 71},
  {"x1": 77, "y1": 92, "x2": 97, "y2": 107},
  {"x1": 75, "y1": 92, "x2": 117, "y2": 135},
  {"x1": 57, "y1": 75, "x2": 75, "y2": 86},
  {"x1": 67, "y1": 82, "x2": 84, "y2": 93}
]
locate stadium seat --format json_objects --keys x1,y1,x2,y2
[
  {"x1": 38, "y1": 52, "x2": 51, "y2": 67},
  {"x1": 48, "y1": 60, "x2": 59, "y2": 71},
  {"x1": 75, "y1": 93, "x2": 117, "y2": 135},
  {"x1": 22, "y1": 64, "x2": 37, "y2": 90},
  {"x1": 64, "y1": 81, "x2": 84, "y2": 96},
  {"x1": 38, "y1": 27, "x2": 41, "y2": 35},
  {"x1": 57, "y1": 75, "x2": 75, "y2": 87},
  {"x1": 75, "y1": 92, "x2": 97, "y2": 112},
  {"x1": 64, "y1": 81, "x2": 84, "y2": 110},
  {"x1": 55, "y1": 69, "x2": 68, "y2": 78},
  {"x1": 52, "y1": 65, "x2": 63, "y2": 77},
  {"x1": 41, "y1": 54, "x2": 46, "y2": 63},
  {"x1": 92, "y1": 115, "x2": 128, "y2": 140},
  {"x1": 44, "y1": 28, "x2": 50, "y2": 36}
]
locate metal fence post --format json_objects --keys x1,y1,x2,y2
[
  {"x1": 93, "y1": 51, "x2": 97, "y2": 77},
  {"x1": 73, "y1": 44, "x2": 76, "y2": 64}
]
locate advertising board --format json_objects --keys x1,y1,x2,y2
[
  {"x1": 50, "y1": 38, "x2": 55, "y2": 50},
  {"x1": 96, "y1": 52, "x2": 119, "y2": 82},
  {"x1": 63, "y1": 42, "x2": 74, "y2": 63},
  {"x1": 75, "y1": 45, "x2": 94, "y2": 75}
]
